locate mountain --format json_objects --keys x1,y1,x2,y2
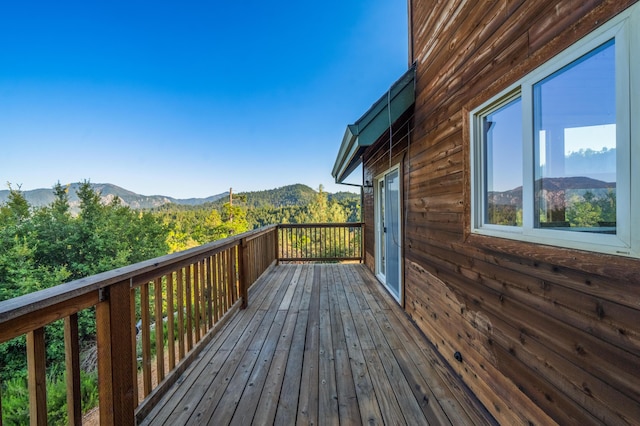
[
  {"x1": 488, "y1": 176, "x2": 616, "y2": 208},
  {"x1": 0, "y1": 183, "x2": 228, "y2": 212},
  {"x1": 0, "y1": 182, "x2": 360, "y2": 213},
  {"x1": 210, "y1": 184, "x2": 360, "y2": 209},
  {"x1": 222, "y1": 184, "x2": 317, "y2": 209}
]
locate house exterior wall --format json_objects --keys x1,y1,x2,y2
[{"x1": 362, "y1": 1, "x2": 640, "y2": 424}]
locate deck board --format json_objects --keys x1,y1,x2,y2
[{"x1": 140, "y1": 264, "x2": 495, "y2": 425}]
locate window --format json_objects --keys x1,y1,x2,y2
[
  {"x1": 482, "y1": 94, "x2": 522, "y2": 226},
  {"x1": 470, "y1": 5, "x2": 639, "y2": 257}
]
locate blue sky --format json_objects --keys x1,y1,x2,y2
[{"x1": 0, "y1": 1, "x2": 408, "y2": 198}]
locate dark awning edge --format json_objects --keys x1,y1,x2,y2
[{"x1": 331, "y1": 65, "x2": 416, "y2": 184}]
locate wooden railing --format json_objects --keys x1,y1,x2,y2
[
  {"x1": 0, "y1": 225, "x2": 277, "y2": 426},
  {"x1": 277, "y1": 223, "x2": 364, "y2": 262}
]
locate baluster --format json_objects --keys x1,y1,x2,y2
[
  {"x1": 176, "y1": 268, "x2": 185, "y2": 360},
  {"x1": 206, "y1": 257, "x2": 214, "y2": 328},
  {"x1": 166, "y1": 272, "x2": 175, "y2": 370},
  {"x1": 212, "y1": 253, "x2": 220, "y2": 323},
  {"x1": 226, "y1": 250, "x2": 233, "y2": 310},
  {"x1": 154, "y1": 277, "x2": 164, "y2": 383},
  {"x1": 199, "y1": 259, "x2": 207, "y2": 335},
  {"x1": 185, "y1": 265, "x2": 193, "y2": 351},
  {"x1": 141, "y1": 282, "x2": 152, "y2": 396},
  {"x1": 229, "y1": 249, "x2": 237, "y2": 305},
  {"x1": 130, "y1": 288, "x2": 139, "y2": 405},
  {"x1": 193, "y1": 263, "x2": 200, "y2": 343},
  {"x1": 238, "y1": 238, "x2": 249, "y2": 309},
  {"x1": 221, "y1": 250, "x2": 227, "y2": 312}
]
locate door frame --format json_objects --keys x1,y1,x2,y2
[{"x1": 374, "y1": 164, "x2": 403, "y2": 305}]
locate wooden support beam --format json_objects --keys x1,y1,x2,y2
[
  {"x1": 27, "y1": 327, "x2": 47, "y2": 426},
  {"x1": 64, "y1": 314, "x2": 82, "y2": 426},
  {"x1": 96, "y1": 280, "x2": 135, "y2": 426}
]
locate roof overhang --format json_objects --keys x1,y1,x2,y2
[{"x1": 332, "y1": 65, "x2": 415, "y2": 184}]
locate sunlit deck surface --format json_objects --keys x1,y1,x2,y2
[{"x1": 141, "y1": 264, "x2": 494, "y2": 425}]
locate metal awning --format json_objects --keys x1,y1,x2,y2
[{"x1": 331, "y1": 65, "x2": 415, "y2": 184}]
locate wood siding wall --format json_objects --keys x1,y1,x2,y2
[{"x1": 363, "y1": 1, "x2": 640, "y2": 424}]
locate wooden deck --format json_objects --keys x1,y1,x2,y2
[{"x1": 140, "y1": 264, "x2": 494, "y2": 425}]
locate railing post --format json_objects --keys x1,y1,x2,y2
[
  {"x1": 64, "y1": 314, "x2": 82, "y2": 426},
  {"x1": 96, "y1": 280, "x2": 135, "y2": 426},
  {"x1": 238, "y1": 238, "x2": 249, "y2": 309},
  {"x1": 274, "y1": 226, "x2": 280, "y2": 265},
  {"x1": 27, "y1": 327, "x2": 47, "y2": 426},
  {"x1": 360, "y1": 223, "x2": 365, "y2": 263}
]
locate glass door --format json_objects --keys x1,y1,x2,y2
[{"x1": 376, "y1": 167, "x2": 402, "y2": 302}]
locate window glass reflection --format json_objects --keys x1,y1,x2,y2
[{"x1": 534, "y1": 39, "x2": 616, "y2": 233}]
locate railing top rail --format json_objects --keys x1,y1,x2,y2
[
  {"x1": 0, "y1": 225, "x2": 277, "y2": 325},
  {"x1": 277, "y1": 222, "x2": 363, "y2": 228}
]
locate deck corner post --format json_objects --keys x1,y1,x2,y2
[
  {"x1": 361, "y1": 223, "x2": 365, "y2": 263},
  {"x1": 238, "y1": 238, "x2": 250, "y2": 309},
  {"x1": 274, "y1": 225, "x2": 280, "y2": 265},
  {"x1": 27, "y1": 327, "x2": 47, "y2": 426},
  {"x1": 96, "y1": 280, "x2": 135, "y2": 426}
]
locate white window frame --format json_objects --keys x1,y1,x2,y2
[{"x1": 470, "y1": 4, "x2": 639, "y2": 258}]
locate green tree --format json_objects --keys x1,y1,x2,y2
[
  {"x1": 217, "y1": 203, "x2": 249, "y2": 237},
  {"x1": 567, "y1": 193, "x2": 602, "y2": 227},
  {"x1": 306, "y1": 185, "x2": 348, "y2": 223}
]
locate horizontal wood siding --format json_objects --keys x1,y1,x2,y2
[{"x1": 362, "y1": 0, "x2": 640, "y2": 424}]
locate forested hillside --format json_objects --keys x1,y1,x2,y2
[{"x1": 150, "y1": 184, "x2": 360, "y2": 252}]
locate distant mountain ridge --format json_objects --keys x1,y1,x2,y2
[
  {"x1": 0, "y1": 183, "x2": 359, "y2": 213},
  {"x1": 488, "y1": 176, "x2": 616, "y2": 208},
  {"x1": 0, "y1": 183, "x2": 228, "y2": 211}
]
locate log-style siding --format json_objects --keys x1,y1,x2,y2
[{"x1": 362, "y1": 1, "x2": 640, "y2": 424}]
